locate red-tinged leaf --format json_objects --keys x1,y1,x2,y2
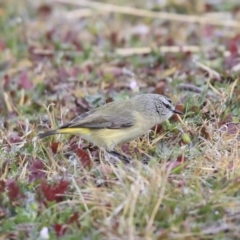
[
  {"x1": 19, "y1": 71, "x2": 32, "y2": 90},
  {"x1": 70, "y1": 66, "x2": 81, "y2": 78},
  {"x1": 37, "y1": 4, "x2": 52, "y2": 17},
  {"x1": 133, "y1": 147, "x2": 140, "y2": 154},
  {"x1": 176, "y1": 179, "x2": 186, "y2": 188},
  {"x1": 204, "y1": 25, "x2": 214, "y2": 37},
  {"x1": 190, "y1": 106, "x2": 199, "y2": 113},
  {"x1": 74, "y1": 98, "x2": 90, "y2": 110},
  {"x1": 58, "y1": 68, "x2": 70, "y2": 82},
  {"x1": 84, "y1": 64, "x2": 94, "y2": 73},
  {"x1": 0, "y1": 38, "x2": 5, "y2": 50},
  {"x1": 3, "y1": 74, "x2": 10, "y2": 89},
  {"x1": 228, "y1": 162, "x2": 234, "y2": 171},
  {"x1": 229, "y1": 35, "x2": 240, "y2": 56},
  {"x1": 229, "y1": 34, "x2": 240, "y2": 55},
  {"x1": 6, "y1": 179, "x2": 21, "y2": 201},
  {"x1": 40, "y1": 179, "x2": 69, "y2": 202},
  {"x1": 46, "y1": 29, "x2": 55, "y2": 41},
  {"x1": 29, "y1": 159, "x2": 46, "y2": 182},
  {"x1": 109, "y1": 31, "x2": 120, "y2": 47},
  {"x1": 171, "y1": 104, "x2": 183, "y2": 122},
  {"x1": 105, "y1": 97, "x2": 114, "y2": 104},
  {"x1": 67, "y1": 212, "x2": 79, "y2": 225},
  {"x1": 111, "y1": 217, "x2": 120, "y2": 231},
  {"x1": 29, "y1": 46, "x2": 54, "y2": 59},
  {"x1": 154, "y1": 81, "x2": 167, "y2": 95},
  {"x1": 75, "y1": 148, "x2": 92, "y2": 168},
  {"x1": 176, "y1": 155, "x2": 186, "y2": 162},
  {"x1": 200, "y1": 126, "x2": 211, "y2": 140},
  {"x1": 72, "y1": 38, "x2": 83, "y2": 51},
  {"x1": 152, "y1": 124, "x2": 163, "y2": 134},
  {"x1": 226, "y1": 123, "x2": 240, "y2": 135},
  {"x1": 175, "y1": 104, "x2": 183, "y2": 113},
  {"x1": 0, "y1": 180, "x2": 5, "y2": 192},
  {"x1": 220, "y1": 123, "x2": 240, "y2": 135},
  {"x1": 221, "y1": 114, "x2": 233, "y2": 125},
  {"x1": 156, "y1": 229, "x2": 169, "y2": 239},
  {"x1": 50, "y1": 142, "x2": 60, "y2": 154},
  {"x1": 205, "y1": 3, "x2": 213, "y2": 12},
  {"x1": 121, "y1": 144, "x2": 130, "y2": 155},
  {"x1": 9, "y1": 133, "x2": 22, "y2": 144},
  {"x1": 54, "y1": 224, "x2": 67, "y2": 238},
  {"x1": 229, "y1": 41, "x2": 238, "y2": 56}
]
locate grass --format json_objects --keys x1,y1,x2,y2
[{"x1": 1, "y1": 0, "x2": 240, "y2": 239}]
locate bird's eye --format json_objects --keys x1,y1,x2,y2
[
  {"x1": 163, "y1": 102, "x2": 171, "y2": 109},
  {"x1": 167, "y1": 99, "x2": 172, "y2": 104}
]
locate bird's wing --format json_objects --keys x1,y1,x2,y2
[{"x1": 59, "y1": 104, "x2": 135, "y2": 129}]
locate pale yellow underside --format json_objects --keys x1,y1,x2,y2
[{"x1": 56, "y1": 112, "x2": 153, "y2": 150}]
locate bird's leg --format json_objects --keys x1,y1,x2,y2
[{"x1": 106, "y1": 150, "x2": 131, "y2": 164}]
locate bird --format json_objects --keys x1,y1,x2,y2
[{"x1": 39, "y1": 94, "x2": 182, "y2": 161}]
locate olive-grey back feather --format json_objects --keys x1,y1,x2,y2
[{"x1": 59, "y1": 101, "x2": 135, "y2": 129}]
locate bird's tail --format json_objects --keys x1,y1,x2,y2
[
  {"x1": 38, "y1": 130, "x2": 57, "y2": 139},
  {"x1": 39, "y1": 127, "x2": 89, "y2": 139}
]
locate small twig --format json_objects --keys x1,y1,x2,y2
[
  {"x1": 178, "y1": 83, "x2": 205, "y2": 94},
  {"x1": 146, "y1": 163, "x2": 172, "y2": 232},
  {"x1": 66, "y1": 9, "x2": 95, "y2": 19},
  {"x1": 42, "y1": 103, "x2": 56, "y2": 129},
  {"x1": 193, "y1": 59, "x2": 221, "y2": 80},
  {"x1": 32, "y1": 48, "x2": 54, "y2": 56},
  {"x1": 116, "y1": 45, "x2": 202, "y2": 56},
  {"x1": 3, "y1": 92, "x2": 13, "y2": 112},
  {"x1": 71, "y1": 176, "x2": 89, "y2": 212},
  {"x1": 178, "y1": 83, "x2": 217, "y2": 98},
  {"x1": 54, "y1": 0, "x2": 240, "y2": 28},
  {"x1": 32, "y1": 46, "x2": 208, "y2": 57}
]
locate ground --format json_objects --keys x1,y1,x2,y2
[{"x1": 1, "y1": 0, "x2": 240, "y2": 239}]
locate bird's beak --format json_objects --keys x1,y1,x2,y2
[{"x1": 172, "y1": 109, "x2": 183, "y2": 115}]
